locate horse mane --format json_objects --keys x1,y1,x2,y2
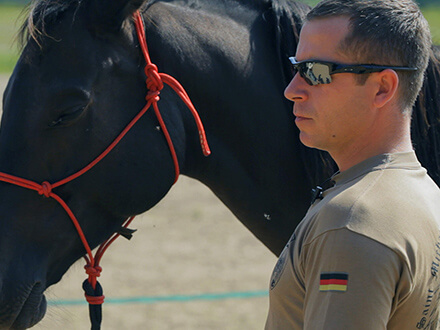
[
  {"x1": 268, "y1": 0, "x2": 309, "y2": 84},
  {"x1": 266, "y1": 0, "x2": 338, "y2": 185},
  {"x1": 411, "y1": 45, "x2": 440, "y2": 185},
  {"x1": 18, "y1": 0, "x2": 295, "y2": 46},
  {"x1": 17, "y1": 0, "x2": 83, "y2": 49}
]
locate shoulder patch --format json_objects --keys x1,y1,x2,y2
[{"x1": 319, "y1": 272, "x2": 348, "y2": 292}]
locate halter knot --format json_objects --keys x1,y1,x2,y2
[
  {"x1": 84, "y1": 293, "x2": 105, "y2": 305},
  {"x1": 38, "y1": 181, "x2": 52, "y2": 198},
  {"x1": 145, "y1": 63, "x2": 163, "y2": 92},
  {"x1": 146, "y1": 90, "x2": 161, "y2": 103},
  {"x1": 82, "y1": 278, "x2": 105, "y2": 327},
  {"x1": 84, "y1": 264, "x2": 102, "y2": 278}
]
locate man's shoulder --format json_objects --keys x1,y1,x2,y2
[
  {"x1": 303, "y1": 165, "x2": 440, "y2": 258},
  {"x1": 335, "y1": 165, "x2": 440, "y2": 223}
]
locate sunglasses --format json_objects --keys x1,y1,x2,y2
[{"x1": 289, "y1": 57, "x2": 418, "y2": 86}]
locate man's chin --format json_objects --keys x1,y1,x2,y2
[{"x1": 298, "y1": 132, "x2": 315, "y2": 149}]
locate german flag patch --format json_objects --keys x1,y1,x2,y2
[{"x1": 319, "y1": 272, "x2": 348, "y2": 292}]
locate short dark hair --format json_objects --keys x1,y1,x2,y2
[{"x1": 306, "y1": 0, "x2": 432, "y2": 112}]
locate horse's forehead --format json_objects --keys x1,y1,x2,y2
[
  {"x1": 42, "y1": 36, "x2": 95, "y2": 70},
  {"x1": 22, "y1": 23, "x2": 102, "y2": 83}
]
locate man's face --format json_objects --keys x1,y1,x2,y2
[{"x1": 286, "y1": 16, "x2": 378, "y2": 155}]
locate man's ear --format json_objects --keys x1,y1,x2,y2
[{"x1": 372, "y1": 69, "x2": 400, "y2": 108}]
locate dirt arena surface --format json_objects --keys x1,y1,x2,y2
[{"x1": 0, "y1": 74, "x2": 277, "y2": 329}]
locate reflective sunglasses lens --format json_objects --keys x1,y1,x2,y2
[
  {"x1": 292, "y1": 63, "x2": 314, "y2": 86},
  {"x1": 304, "y1": 62, "x2": 332, "y2": 85},
  {"x1": 298, "y1": 67, "x2": 314, "y2": 86}
]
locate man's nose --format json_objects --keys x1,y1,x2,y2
[{"x1": 284, "y1": 73, "x2": 308, "y2": 103}]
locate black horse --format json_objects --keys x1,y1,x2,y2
[{"x1": 0, "y1": 0, "x2": 439, "y2": 328}]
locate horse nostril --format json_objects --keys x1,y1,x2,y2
[{"x1": 0, "y1": 281, "x2": 47, "y2": 330}]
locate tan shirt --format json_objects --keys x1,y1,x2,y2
[{"x1": 266, "y1": 152, "x2": 440, "y2": 329}]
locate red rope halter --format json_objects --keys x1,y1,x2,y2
[{"x1": 0, "y1": 10, "x2": 210, "y2": 328}]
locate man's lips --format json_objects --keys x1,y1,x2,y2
[{"x1": 294, "y1": 115, "x2": 312, "y2": 123}]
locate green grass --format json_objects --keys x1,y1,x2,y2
[
  {"x1": 0, "y1": 4, "x2": 438, "y2": 74},
  {"x1": 423, "y1": 6, "x2": 440, "y2": 45},
  {"x1": 0, "y1": 4, "x2": 25, "y2": 73},
  {"x1": 0, "y1": 4, "x2": 24, "y2": 73},
  {"x1": 301, "y1": 0, "x2": 320, "y2": 6}
]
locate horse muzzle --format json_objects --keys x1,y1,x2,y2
[{"x1": 0, "y1": 282, "x2": 47, "y2": 330}]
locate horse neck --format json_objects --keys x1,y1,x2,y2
[{"x1": 141, "y1": 2, "x2": 313, "y2": 254}]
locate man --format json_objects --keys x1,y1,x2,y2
[{"x1": 266, "y1": 0, "x2": 440, "y2": 328}]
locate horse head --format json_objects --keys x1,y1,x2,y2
[{"x1": 0, "y1": 0, "x2": 188, "y2": 327}]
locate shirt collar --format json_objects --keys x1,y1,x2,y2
[{"x1": 332, "y1": 151, "x2": 421, "y2": 187}]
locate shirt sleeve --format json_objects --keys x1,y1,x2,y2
[{"x1": 301, "y1": 228, "x2": 406, "y2": 330}]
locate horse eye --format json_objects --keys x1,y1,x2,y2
[{"x1": 49, "y1": 106, "x2": 87, "y2": 128}]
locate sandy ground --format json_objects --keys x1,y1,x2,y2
[{"x1": 0, "y1": 74, "x2": 277, "y2": 329}]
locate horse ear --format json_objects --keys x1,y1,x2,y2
[{"x1": 88, "y1": 0, "x2": 146, "y2": 33}]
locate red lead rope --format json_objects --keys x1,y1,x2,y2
[{"x1": 0, "y1": 10, "x2": 210, "y2": 330}]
